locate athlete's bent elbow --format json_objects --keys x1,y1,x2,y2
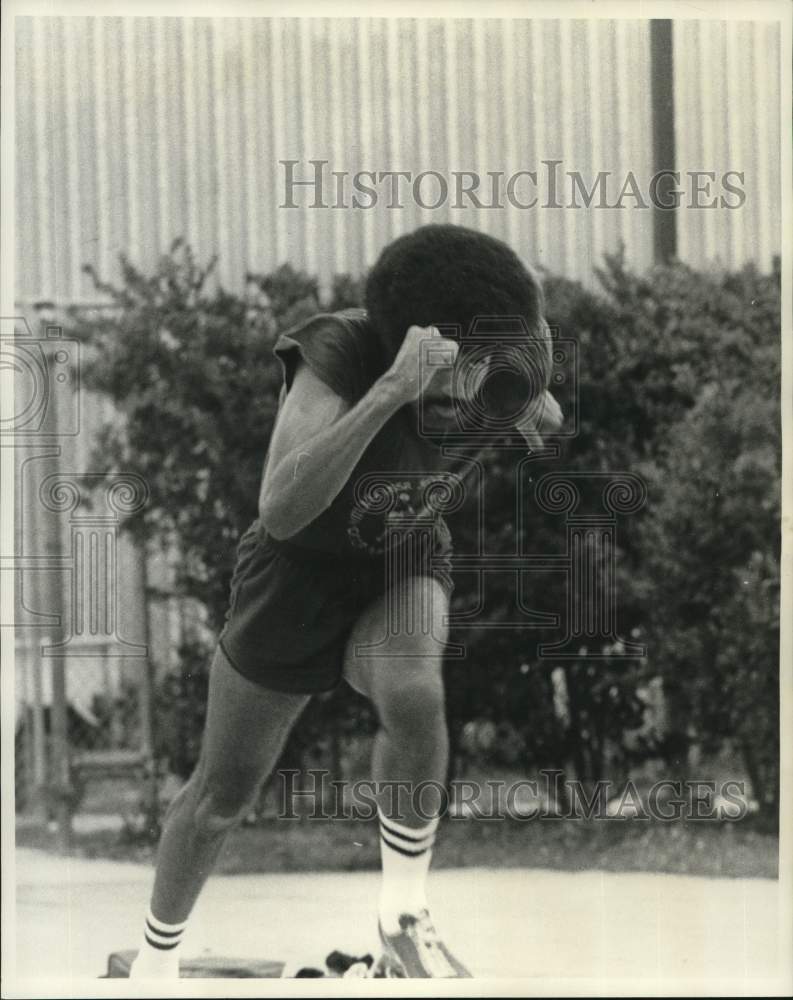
[
  {"x1": 258, "y1": 501, "x2": 298, "y2": 541},
  {"x1": 259, "y1": 481, "x2": 328, "y2": 540}
]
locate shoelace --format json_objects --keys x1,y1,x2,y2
[{"x1": 402, "y1": 912, "x2": 456, "y2": 978}]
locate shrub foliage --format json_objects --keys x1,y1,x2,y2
[{"x1": 68, "y1": 244, "x2": 780, "y2": 820}]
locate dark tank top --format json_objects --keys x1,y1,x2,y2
[{"x1": 269, "y1": 308, "x2": 480, "y2": 558}]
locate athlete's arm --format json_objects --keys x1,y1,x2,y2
[{"x1": 259, "y1": 324, "x2": 457, "y2": 540}]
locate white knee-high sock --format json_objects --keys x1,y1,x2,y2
[
  {"x1": 128, "y1": 908, "x2": 186, "y2": 979},
  {"x1": 378, "y1": 809, "x2": 439, "y2": 934}
]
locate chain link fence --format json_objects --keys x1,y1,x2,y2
[{"x1": 10, "y1": 307, "x2": 168, "y2": 844}]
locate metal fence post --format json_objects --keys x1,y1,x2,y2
[
  {"x1": 139, "y1": 546, "x2": 159, "y2": 832},
  {"x1": 49, "y1": 660, "x2": 72, "y2": 850},
  {"x1": 29, "y1": 650, "x2": 48, "y2": 821}
]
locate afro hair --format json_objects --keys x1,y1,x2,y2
[
  {"x1": 365, "y1": 224, "x2": 544, "y2": 353},
  {"x1": 364, "y1": 224, "x2": 549, "y2": 415}
]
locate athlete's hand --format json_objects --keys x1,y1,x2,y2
[
  {"x1": 516, "y1": 390, "x2": 563, "y2": 450},
  {"x1": 380, "y1": 325, "x2": 459, "y2": 405}
]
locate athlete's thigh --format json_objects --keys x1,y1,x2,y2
[
  {"x1": 198, "y1": 644, "x2": 310, "y2": 783},
  {"x1": 342, "y1": 575, "x2": 450, "y2": 701}
]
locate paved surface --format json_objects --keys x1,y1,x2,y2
[{"x1": 8, "y1": 848, "x2": 787, "y2": 992}]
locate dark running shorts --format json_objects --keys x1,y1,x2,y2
[{"x1": 218, "y1": 519, "x2": 454, "y2": 694}]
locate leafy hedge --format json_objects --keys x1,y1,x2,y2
[{"x1": 68, "y1": 244, "x2": 781, "y2": 820}]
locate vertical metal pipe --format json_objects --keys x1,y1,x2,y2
[{"x1": 650, "y1": 19, "x2": 677, "y2": 263}]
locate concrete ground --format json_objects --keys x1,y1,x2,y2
[{"x1": 7, "y1": 848, "x2": 789, "y2": 995}]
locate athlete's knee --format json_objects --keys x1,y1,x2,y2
[
  {"x1": 376, "y1": 663, "x2": 446, "y2": 738},
  {"x1": 190, "y1": 766, "x2": 262, "y2": 836}
]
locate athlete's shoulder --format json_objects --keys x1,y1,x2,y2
[
  {"x1": 274, "y1": 308, "x2": 382, "y2": 401},
  {"x1": 282, "y1": 307, "x2": 373, "y2": 351}
]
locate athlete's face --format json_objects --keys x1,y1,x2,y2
[
  {"x1": 414, "y1": 319, "x2": 552, "y2": 433},
  {"x1": 413, "y1": 354, "x2": 491, "y2": 430}
]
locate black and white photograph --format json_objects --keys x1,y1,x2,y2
[{"x1": 1, "y1": 0, "x2": 790, "y2": 994}]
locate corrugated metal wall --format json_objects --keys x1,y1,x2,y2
[
  {"x1": 673, "y1": 19, "x2": 780, "y2": 271},
  {"x1": 15, "y1": 16, "x2": 659, "y2": 303},
  {"x1": 14, "y1": 16, "x2": 781, "y2": 307},
  {"x1": 15, "y1": 17, "x2": 781, "y2": 304}
]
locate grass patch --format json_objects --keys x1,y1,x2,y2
[{"x1": 17, "y1": 815, "x2": 778, "y2": 880}]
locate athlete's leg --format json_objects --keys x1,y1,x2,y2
[
  {"x1": 343, "y1": 575, "x2": 469, "y2": 976},
  {"x1": 344, "y1": 574, "x2": 449, "y2": 828},
  {"x1": 151, "y1": 645, "x2": 309, "y2": 920},
  {"x1": 131, "y1": 644, "x2": 309, "y2": 976}
]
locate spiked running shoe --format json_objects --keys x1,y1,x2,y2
[{"x1": 378, "y1": 910, "x2": 471, "y2": 978}]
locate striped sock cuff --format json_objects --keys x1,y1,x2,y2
[
  {"x1": 379, "y1": 811, "x2": 438, "y2": 858},
  {"x1": 144, "y1": 909, "x2": 187, "y2": 951}
]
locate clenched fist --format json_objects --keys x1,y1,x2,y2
[{"x1": 380, "y1": 325, "x2": 459, "y2": 405}]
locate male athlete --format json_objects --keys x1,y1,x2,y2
[{"x1": 129, "y1": 224, "x2": 562, "y2": 979}]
